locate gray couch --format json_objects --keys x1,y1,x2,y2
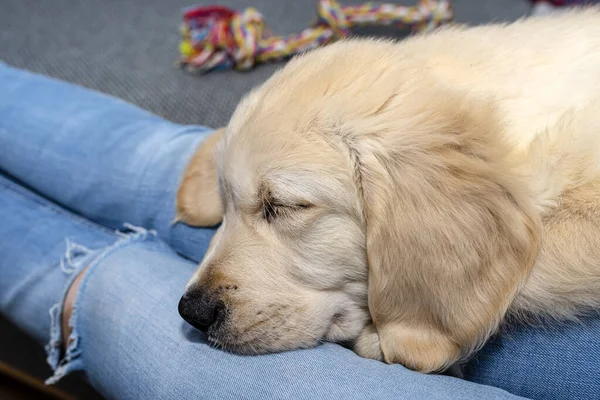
[{"x1": 0, "y1": 0, "x2": 530, "y2": 398}]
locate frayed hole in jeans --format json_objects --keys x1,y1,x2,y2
[{"x1": 45, "y1": 223, "x2": 158, "y2": 384}]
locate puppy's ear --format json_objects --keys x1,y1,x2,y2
[
  {"x1": 361, "y1": 94, "x2": 541, "y2": 372},
  {"x1": 176, "y1": 128, "x2": 225, "y2": 226}
]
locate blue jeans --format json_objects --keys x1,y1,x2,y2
[{"x1": 0, "y1": 62, "x2": 598, "y2": 400}]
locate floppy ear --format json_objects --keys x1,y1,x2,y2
[
  {"x1": 360, "y1": 94, "x2": 541, "y2": 372},
  {"x1": 176, "y1": 128, "x2": 225, "y2": 226}
]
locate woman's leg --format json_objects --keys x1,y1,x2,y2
[
  {"x1": 0, "y1": 173, "x2": 120, "y2": 373},
  {"x1": 0, "y1": 173, "x2": 520, "y2": 399},
  {"x1": 0, "y1": 62, "x2": 215, "y2": 262},
  {"x1": 464, "y1": 318, "x2": 600, "y2": 399}
]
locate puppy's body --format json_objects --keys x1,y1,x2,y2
[
  {"x1": 397, "y1": 12, "x2": 600, "y2": 321},
  {"x1": 177, "y1": 9, "x2": 600, "y2": 373},
  {"x1": 402, "y1": 12, "x2": 600, "y2": 151}
]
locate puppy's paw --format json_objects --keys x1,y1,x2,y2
[
  {"x1": 353, "y1": 324, "x2": 383, "y2": 361},
  {"x1": 175, "y1": 128, "x2": 225, "y2": 226},
  {"x1": 378, "y1": 323, "x2": 461, "y2": 373}
]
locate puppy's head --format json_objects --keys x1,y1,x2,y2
[
  {"x1": 177, "y1": 39, "x2": 541, "y2": 371},
  {"x1": 178, "y1": 105, "x2": 370, "y2": 352}
]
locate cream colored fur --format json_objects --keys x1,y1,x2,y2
[{"x1": 177, "y1": 8, "x2": 600, "y2": 372}]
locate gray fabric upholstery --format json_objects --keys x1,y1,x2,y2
[{"x1": 1, "y1": 0, "x2": 529, "y2": 128}]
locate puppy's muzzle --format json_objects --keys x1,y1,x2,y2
[{"x1": 178, "y1": 288, "x2": 226, "y2": 332}]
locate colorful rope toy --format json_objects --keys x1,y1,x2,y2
[{"x1": 178, "y1": 0, "x2": 453, "y2": 74}]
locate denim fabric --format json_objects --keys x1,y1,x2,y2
[
  {"x1": 0, "y1": 61, "x2": 597, "y2": 399},
  {"x1": 464, "y1": 318, "x2": 600, "y2": 399},
  {"x1": 0, "y1": 174, "x2": 116, "y2": 345},
  {"x1": 0, "y1": 63, "x2": 215, "y2": 263},
  {"x1": 0, "y1": 174, "x2": 522, "y2": 400}
]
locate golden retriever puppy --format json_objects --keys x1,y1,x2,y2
[{"x1": 176, "y1": 8, "x2": 600, "y2": 373}]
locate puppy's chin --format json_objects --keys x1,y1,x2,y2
[
  {"x1": 207, "y1": 332, "x2": 321, "y2": 356},
  {"x1": 205, "y1": 317, "x2": 324, "y2": 356},
  {"x1": 205, "y1": 300, "x2": 371, "y2": 355}
]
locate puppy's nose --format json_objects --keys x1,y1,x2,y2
[{"x1": 178, "y1": 288, "x2": 226, "y2": 332}]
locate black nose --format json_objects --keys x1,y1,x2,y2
[{"x1": 178, "y1": 288, "x2": 226, "y2": 332}]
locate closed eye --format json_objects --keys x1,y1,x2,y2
[{"x1": 262, "y1": 199, "x2": 312, "y2": 223}]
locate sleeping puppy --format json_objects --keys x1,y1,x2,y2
[{"x1": 176, "y1": 8, "x2": 600, "y2": 373}]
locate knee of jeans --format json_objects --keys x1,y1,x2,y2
[{"x1": 45, "y1": 223, "x2": 162, "y2": 385}]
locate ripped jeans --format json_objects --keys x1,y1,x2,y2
[{"x1": 0, "y1": 62, "x2": 599, "y2": 400}]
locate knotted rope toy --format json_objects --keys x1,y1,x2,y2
[{"x1": 178, "y1": 0, "x2": 453, "y2": 74}]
